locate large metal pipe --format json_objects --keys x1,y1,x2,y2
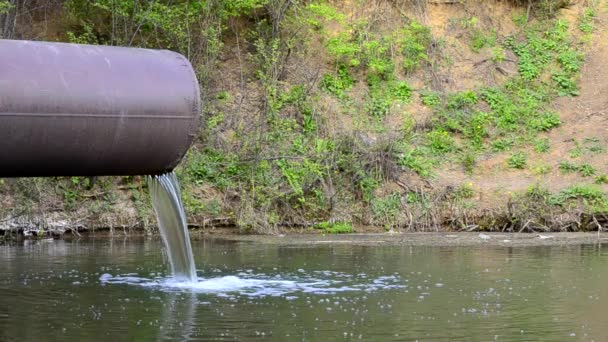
[{"x1": 0, "y1": 39, "x2": 200, "y2": 177}]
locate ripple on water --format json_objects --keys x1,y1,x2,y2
[{"x1": 99, "y1": 272, "x2": 406, "y2": 298}]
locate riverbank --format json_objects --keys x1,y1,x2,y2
[
  {"x1": 1, "y1": 0, "x2": 608, "y2": 234},
  {"x1": 3, "y1": 229, "x2": 608, "y2": 248}
]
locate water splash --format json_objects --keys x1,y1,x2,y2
[
  {"x1": 147, "y1": 172, "x2": 197, "y2": 281},
  {"x1": 99, "y1": 272, "x2": 406, "y2": 298}
]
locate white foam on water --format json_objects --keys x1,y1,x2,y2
[{"x1": 99, "y1": 272, "x2": 406, "y2": 298}]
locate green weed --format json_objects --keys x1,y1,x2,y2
[
  {"x1": 470, "y1": 29, "x2": 497, "y2": 52},
  {"x1": 569, "y1": 142, "x2": 583, "y2": 158},
  {"x1": 579, "y1": 8, "x2": 596, "y2": 33},
  {"x1": 578, "y1": 164, "x2": 597, "y2": 177},
  {"x1": 491, "y1": 138, "x2": 515, "y2": 152},
  {"x1": 533, "y1": 138, "x2": 551, "y2": 153},
  {"x1": 557, "y1": 48, "x2": 583, "y2": 73},
  {"x1": 491, "y1": 46, "x2": 506, "y2": 63},
  {"x1": 399, "y1": 148, "x2": 434, "y2": 178},
  {"x1": 527, "y1": 112, "x2": 561, "y2": 131},
  {"x1": 399, "y1": 21, "x2": 433, "y2": 74},
  {"x1": 454, "y1": 183, "x2": 475, "y2": 199},
  {"x1": 532, "y1": 163, "x2": 552, "y2": 175},
  {"x1": 391, "y1": 81, "x2": 413, "y2": 103},
  {"x1": 595, "y1": 175, "x2": 608, "y2": 184},
  {"x1": 315, "y1": 221, "x2": 354, "y2": 234},
  {"x1": 306, "y1": 3, "x2": 345, "y2": 29},
  {"x1": 527, "y1": 183, "x2": 551, "y2": 201},
  {"x1": 320, "y1": 64, "x2": 354, "y2": 98},
  {"x1": 460, "y1": 150, "x2": 477, "y2": 174},
  {"x1": 559, "y1": 161, "x2": 579, "y2": 173},
  {"x1": 548, "y1": 184, "x2": 607, "y2": 206},
  {"x1": 552, "y1": 72, "x2": 579, "y2": 96},
  {"x1": 371, "y1": 193, "x2": 402, "y2": 227},
  {"x1": 420, "y1": 92, "x2": 441, "y2": 107},
  {"x1": 427, "y1": 129, "x2": 455, "y2": 154},
  {"x1": 507, "y1": 152, "x2": 527, "y2": 169},
  {"x1": 366, "y1": 87, "x2": 392, "y2": 117},
  {"x1": 583, "y1": 137, "x2": 605, "y2": 154},
  {"x1": 559, "y1": 161, "x2": 597, "y2": 177}
]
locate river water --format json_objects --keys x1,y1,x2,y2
[{"x1": 1, "y1": 238, "x2": 608, "y2": 341}]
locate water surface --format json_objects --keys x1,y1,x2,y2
[{"x1": 1, "y1": 238, "x2": 608, "y2": 341}]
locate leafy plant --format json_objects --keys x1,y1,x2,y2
[
  {"x1": 558, "y1": 48, "x2": 583, "y2": 73},
  {"x1": 507, "y1": 152, "x2": 527, "y2": 169},
  {"x1": 399, "y1": 148, "x2": 434, "y2": 177},
  {"x1": 320, "y1": 64, "x2": 354, "y2": 98},
  {"x1": 399, "y1": 21, "x2": 433, "y2": 74},
  {"x1": 534, "y1": 138, "x2": 551, "y2": 153},
  {"x1": 469, "y1": 28, "x2": 497, "y2": 52},
  {"x1": 371, "y1": 193, "x2": 401, "y2": 227},
  {"x1": 532, "y1": 163, "x2": 552, "y2": 175},
  {"x1": 579, "y1": 7, "x2": 596, "y2": 33},
  {"x1": 491, "y1": 46, "x2": 506, "y2": 63},
  {"x1": 454, "y1": 183, "x2": 475, "y2": 199},
  {"x1": 306, "y1": 3, "x2": 345, "y2": 29},
  {"x1": 420, "y1": 92, "x2": 441, "y2": 107},
  {"x1": 528, "y1": 112, "x2": 561, "y2": 131},
  {"x1": 447, "y1": 91, "x2": 478, "y2": 110},
  {"x1": 366, "y1": 87, "x2": 392, "y2": 117},
  {"x1": 548, "y1": 184, "x2": 607, "y2": 206},
  {"x1": 460, "y1": 150, "x2": 477, "y2": 174},
  {"x1": 491, "y1": 137, "x2": 515, "y2": 152},
  {"x1": 315, "y1": 221, "x2": 354, "y2": 234},
  {"x1": 559, "y1": 161, "x2": 596, "y2": 177},
  {"x1": 391, "y1": 81, "x2": 412, "y2": 103},
  {"x1": 552, "y1": 72, "x2": 579, "y2": 96},
  {"x1": 595, "y1": 175, "x2": 608, "y2": 184},
  {"x1": 427, "y1": 129, "x2": 455, "y2": 154},
  {"x1": 0, "y1": 0, "x2": 13, "y2": 14},
  {"x1": 578, "y1": 164, "x2": 596, "y2": 177}
]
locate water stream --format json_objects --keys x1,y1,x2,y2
[
  {"x1": 2, "y1": 240, "x2": 608, "y2": 340},
  {"x1": 147, "y1": 172, "x2": 197, "y2": 282}
]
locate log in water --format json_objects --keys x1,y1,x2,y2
[{"x1": 147, "y1": 172, "x2": 197, "y2": 281}]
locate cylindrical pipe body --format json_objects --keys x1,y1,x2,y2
[{"x1": 0, "y1": 39, "x2": 200, "y2": 177}]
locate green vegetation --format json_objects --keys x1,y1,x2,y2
[
  {"x1": 507, "y1": 152, "x2": 528, "y2": 169},
  {"x1": 533, "y1": 138, "x2": 551, "y2": 153},
  {"x1": 314, "y1": 221, "x2": 354, "y2": 234},
  {"x1": 559, "y1": 161, "x2": 597, "y2": 177},
  {"x1": 532, "y1": 163, "x2": 552, "y2": 175},
  {"x1": 548, "y1": 184, "x2": 607, "y2": 207},
  {"x1": 579, "y1": 7, "x2": 596, "y2": 33},
  {"x1": 1, "y1": 0, "x2": 604, "y2": 234},
  {"x1": 462, "y1": 17, "x2": 497, "y2": 52}
]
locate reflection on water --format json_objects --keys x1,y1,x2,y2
[
  {"x1": 1, "y1": 238, "x2": 608, "y2": 341},
  {"x1": 158, "y1": 292, "x2": 196, "y2": 342}
]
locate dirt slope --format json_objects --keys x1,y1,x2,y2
[{"x1": 433, "y1": 1, "x2": 608, "y2": 208}]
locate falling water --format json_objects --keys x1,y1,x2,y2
[{"x1": 147, "y1": 172, "x2": 197, "y2": 282}]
